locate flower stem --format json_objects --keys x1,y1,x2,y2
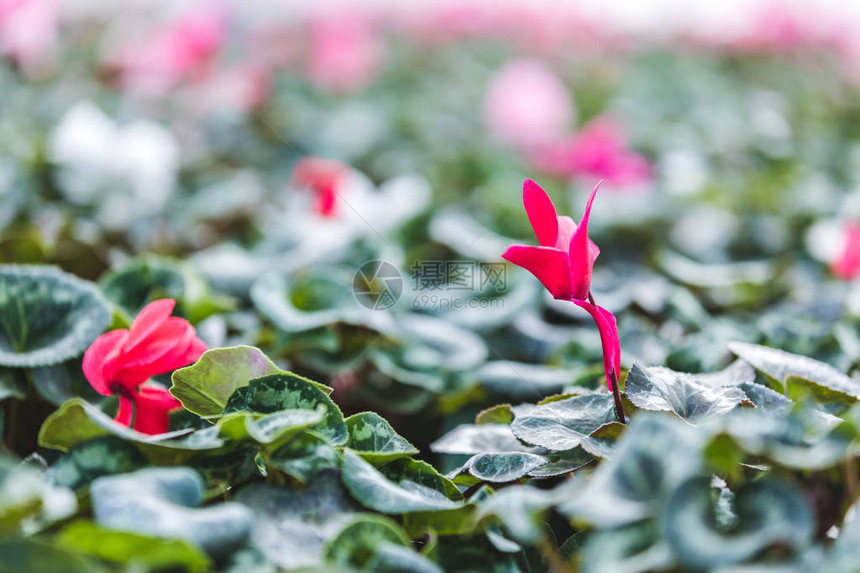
[{"x1": 610, "y1": 370, "x2": 626, "y2": 424}]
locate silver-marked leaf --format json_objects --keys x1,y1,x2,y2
[
  {"x1": 91, "y1": 467, "x2": 252, "y2": 559},
  {"x1": 341, "y1": 450, "x2": 461, "y2": 514},
  {"x1": 367, "y1": 542, "x2": 445, "y2": 573},
  {"x1": 224, "y1": 374, "x2": 347, "y2": 446},
  {"x1": 463, "y1": 452, "x2": 548, "y2": 483},
  {"x1": 217, "y1": 409, "x2": 324, "y2": 447},
  {"x1": 344, "y1": 412, "x2": 418, "y2": 464},
  {"x1": 663, "y1": 476, "x2": 814, "y2": 570},
  {"x1": 47, "y1": 436, "x2": 147, "y2": 490},
  {"x1": 729, "y1": 341, "x2": 860, "y2": 400},
  {"x1": 624, "y1": 363, "x2": 748, "y2": 421},
  {"x1": 430, "y1": 424, "x2": 536, "y2": 455},
  {"x1": 511, "y1": 394, "x2": 617, "y2": 451},
  {"x1": 170, "y1": 346, "x2": 331, "y2": 417},
  {"x1": 266, "y1": 432, "x2": 342, "y2": 483},
  {"x1": 0, "y1": 265, "x2": 110, "y2": 368}
]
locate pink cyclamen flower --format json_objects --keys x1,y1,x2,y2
[
  {"x1": 291, "y1": 157, "x2": 350, "y2": 217},
  {"x1": 502, "y1": 179, "x2": 621, "y2": 390},
  {"x1": 529, "y1": 116, "x2": 652, "y2": 188},
  {"x1": 831, "y1": 222, "x2": 860, "y2": 280},
  {"x1": 83, "y1": 299, "x2": 207, "y2": 434},
  {"x1": 483, "y1": 58, "x2": 574, "y2": 147}
]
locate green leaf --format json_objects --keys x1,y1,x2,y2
[
  {"x1": 367, "y1": 542, "x2": 445, "y2": 573},
  {"x1": 431, "y1": 424, "x2": 534, "y2": 455},
  {"x1": 0, "y1": 368, "x2": 25, "y2": 401},
  {"x1": 38, "y1": 398, "x2": 224, "y2": 464},
  {"x1": 510, "y1": 394, "x2": 617, "y2": 451},
  {"x1": 0, "y1": 265, "x2": 110, "y2": 368},
  {"x1": 729, "y1": 341, "x2": 860, "y2": 399},
  {"x1": 171, "y1": 346, "x2": 331, "y2": 417},
  {"x1": 0, "y1": 538, "x2": 99, "y2": 573},
  {"x1": 344, "y1": 412, "x2": 419, "y2": 464},
  {"x1": 217, "y1": 408, "x2": 325, "y2": 447},
  {"x1": 663, "y1": 476, "x2": 814, "y2": 570},
  {"x1": 91, "y1": 467, "x2": 253, "y2": 559},
  {"x1": 46, "y1": 436, "x2": 147, "y2": 490},
  {"x1": 380, "y1": 458, "x2": 463, "y2": 502},
  {"x1": 475, "y1": 404, "x2": 513, "y2": 425},
  {"x1": 58, "y1": 520, "x2": 210, "y2": 572},
  {"x1": 624, "y1": 363, "x2": 748, "y2": 421},
  {"x1": 224, "y1": 374, "x2": 347, "y2": 445},
  {"x1": 527, "y1": 449, "x2": 595, "y2": 478},
  {"x1": 402, "y1": 506, "x2": 476, "y2": 537},
  {"x1": 323, "y1": 514, "x2": 411, "y2": 569},
  {"x1": 341, "y1": 450, "x2": 461, "y2": 513},
  {"x1": 99, "y1": 255, "x2": 234, "y2": 323},
  {"x1": 266, "y1": 432, "x2": 342, "y2": 483},
  {"x1": 235, "y1": 471, "x2": 360, "y2": 570},
  {"x1": 560, "y1": 415, "x2": 703, "y2": 528}
]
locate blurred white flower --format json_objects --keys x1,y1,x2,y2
[{"x1": 48, "y1": 101, "x2": 179, "y2": 228}]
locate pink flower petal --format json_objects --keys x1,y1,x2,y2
[
  {"x1": 832, "y1": 222, "x2": 860, "y2": 280},
  {"x1": 82, "y1": 329, "x2": 128, "y2": 395},
  {"x1": 523, "y1": 178, "x2": 558, "y2": 247},
  {"x1": 130, "y1": 385, "x2": 183, "y2": 435},
  {"x1": 123, "y1": 299, "x2": 175, "y2": 353},
  {"x1": 568, "y1": 182, "x2": 601, "y2": 300},
  {"x1": 503, "y1": 244, "x2": 571, "y2": 300},
  {"x1": 114, "y1": 395, "x2": 134, "y2": 427},
  {"x1": 573, "y1": 299, "x2": 621, "y2": 391}
]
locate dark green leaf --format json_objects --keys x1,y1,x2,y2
[
  {"x1": 344, "y1": 412, "x2": 418, "y2": 464},
  {"x1": 510, "y1": 394, "x2": 617, "y2": 451},
  {"x1": 0, "y1": 265, "x2": 110, "y2": 368}
]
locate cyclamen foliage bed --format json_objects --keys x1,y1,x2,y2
[{"x1": 6, "y1": 2, "x2": 860, "y2": 573}]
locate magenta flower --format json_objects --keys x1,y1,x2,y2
[{"x1": 503, "y1": 179, "x2": 621, "y2": 393}]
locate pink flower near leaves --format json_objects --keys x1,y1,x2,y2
[
  {"x1": 503, "y1": 179, "x2": 621, "y2": 390},
  {"x1": 83, "y1": 299, "x2": 207, "y2": 434},
  {"x1": 831, "y1": 222, "x2": 860, "y2": 280}
]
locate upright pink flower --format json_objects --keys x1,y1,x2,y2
[
  {"x1": 528, "y1": 116, "x2": 652, "y2": 188},
  {"x1": 291, "y1": 157, "x2": 350, "y2": 218},
  {"x1": 83, "y1": 299, "x2": 207, "y2": 434},
  {"x1": 831, "y1": 222, "x2": 860, "y2": 280},
  {"x1": 503, "y1": 179, "x2": 621, "y2": 393}
]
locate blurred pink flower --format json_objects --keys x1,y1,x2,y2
[
  {"x1": 503, "y1": 179, "x2": 621, "y2": 390},
  {"x1": 831, "y1": 222, "x2": 860, "y2": 280},
  {"x1": 291, "y1": 157, "x2": 351, "y2": 218},
  {"x1": 306, "y1": 12, "x2": 382, "y2": 94},
  {"x1": 193, "y1": 64, "x2": 271, "y2": 113},
  {"x1": 0, "y1": 0, "x2": 57, "y2": 77},
  {"x1": 484, "y1": 58, "x2": 573, "y2": 147},
  {"x1": 115, "y1": 5, "x2": 226, "y2": 95},
  {"x1": 528, "y1": 116, "x2": 652, "y2": 187}
]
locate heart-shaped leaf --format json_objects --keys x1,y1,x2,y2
[
  {"x1": 47, "y1": 436, "x2": 147, "y2": 490},
  {"x1": 235, "y1": 470, "x2": 360, "y2": 570},
  {"x1": 0, "y1": 265, "x2": 110, "y2": 368},
  {"x1": 663, "y1": 476, "x2": 814, "y2": 570},
  {"x1": 729, "y1": 341, "x2": 860, "y2": 400},
  {"x1": 91, "y1": 467, "x2": 252, "y2": 559},
  {"x1": 510, "y1": 394, "x2": 617, "y2": 451},
  {"x1": 266, "y1": 432, "x2": 342, "y2": 483},
  {"x1": 224, "y1": 374, "x2": 347, "y2": 446},
  {"x1": 341, "y1": 450, "x2": 461, "y2": 513},
  {"x1": 461, "y1": 451, "x2": 548, "y2": 483},
  {"x1": 431, "y1": 424, "x2": 536, "y2": 455},
  {"x1": 323, "y1": 514, "x2": 412, "y2": 569},
  {"x1": 624, "y1": 363, "x2": 748, "y2": 421},
  {"x1": 217, "y1": 408, "x2": 324, "y2": 448}
]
